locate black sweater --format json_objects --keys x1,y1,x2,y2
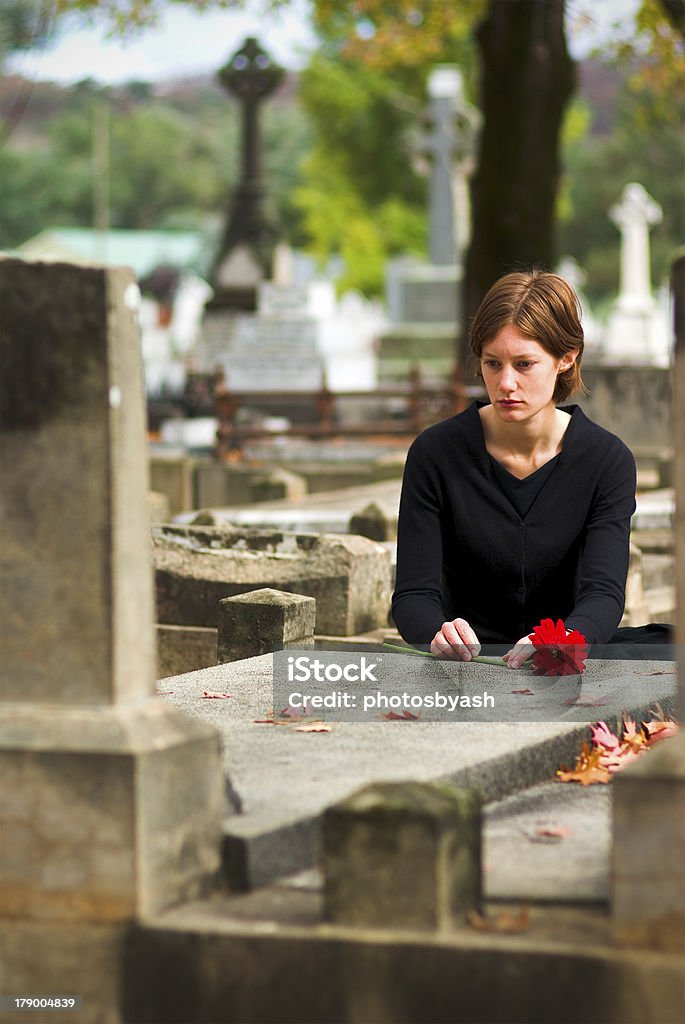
[{"x1": 391, "y1": 402, "x2": 636, "y2": 646}]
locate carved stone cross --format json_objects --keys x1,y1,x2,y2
[{"x1": 610, "y1": 182, "x2": 662, "y2": 311}]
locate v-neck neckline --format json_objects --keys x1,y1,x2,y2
[
  {"x1": 466, "y1": 401, "x2": 580, "y2": 472},
  {"x1": 488, "y1": 450, "x2": 562, "y2": 483}
]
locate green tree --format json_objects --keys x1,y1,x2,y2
[{"x1": 559, "y1": 81, "x2": 685, "y2": 305}]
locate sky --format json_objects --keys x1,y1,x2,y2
[
  {"x1": 6, "y1": 0, "x2": 318, "y2": 84},
  {"x1": 6, "y1": 0, "x2": 641, "y2": 86}
]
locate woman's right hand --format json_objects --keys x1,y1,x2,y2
[{"x1": 430, "y1": 618, "x2": 481, "y2": 661}]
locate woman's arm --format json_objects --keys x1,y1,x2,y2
[
  {"x1": 391, "y1": 436, "x2": 448, "y2": 646},
  {"x1": 563, "y1": 441, "x2": 636, "y2": 645}
]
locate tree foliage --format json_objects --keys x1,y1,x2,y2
[
  {"x1": 294, "y1": 0, "x2": 481, "y2": 293},
  {"x1": 0, "y1": 77, "x2": 311, "y2": 247},
  {"x1": 559, "y1": 79, "x2": 685, "y2": 304}
]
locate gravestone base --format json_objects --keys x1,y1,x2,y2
[
  {"x1": 612, "y1": 733, "x2": 685, "y2": 952},
  {"x1": 0, "y1": 702, "x2": 224, "y2": 923}
]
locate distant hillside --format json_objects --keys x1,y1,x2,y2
[{"x1": 2, "y1": 58, "x2": 626, "y2": 151}]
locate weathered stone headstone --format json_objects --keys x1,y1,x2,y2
[
  {"x1": 381, "y1": 65, "x2": 479, "y2": 381},
  {"x1": 420, "y1": 65, "x2": 479, "y2": 267},
  {"x1": 217, "y1": 587, "x2": 315, "y2": 663},
  {"x1": 323, "y1": 781, "x2": 481, "y2": 931},
  {"x1": 604, "y1": 182, "x2": 670, "y2": 366},
  {"x1": 0, "y1": 257, "x2": 224, "y2": 926}
]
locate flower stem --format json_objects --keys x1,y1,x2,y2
[{"x1": 382, "y1": 643, "x2": 507, "y2": 667}]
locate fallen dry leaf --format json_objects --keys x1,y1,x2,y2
[
  {"x1": 511, "y1": 688, "x2": 534, "y2": 695},
  {"x1": 646, "y1": 670, "x2": 676, "y2": 676},
  {"x1": 253, "y1": 716, "x2": 292, "y2": 725},
  {"x1": 294, "y1": 722, "x2": 332, "y2": 733},
  {"x1": 558, "y1": 705, "x2": 679, "y2": 786},
  {"x1": 382, "y1": 710, "x2": 419, "y2": 720},
  {"x1": 590, "y1": 721, "x2": 620, "y2": 750},
  {"x1": 557, "y1": 764, "x2": 611, "y2": 785},
  {"x1": 202, "y1": 690, "x2": 233, "y2": 699},
  {"x1": 563, "y1": 695, "x2": 608, "y2": 707},
  {"x1": 467, "y1": 907, "x2": 529, "y2": 933},
  {"x1": 278, "y1": 704, "x2": 308, "y2": 718},
  {"x1": 643, "y1": 718, "x2": 680, "y2": 742},
  {"x1": 556, "y1": 741, "x2": 611, "y2": 785},
  {"x1": 531, "y1": 826, "x2": 572, "y2": 842}
]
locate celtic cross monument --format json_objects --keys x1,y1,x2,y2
[{"x1": 209, "y1": 37, "x2": 284, "y2": 311}]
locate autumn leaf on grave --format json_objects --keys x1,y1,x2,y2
[
  {"x1": 559, "y1": 705, "x2": 679, "y2": 784},
  {"x1": 295, "y1": 722, "x2": 332, "y2": 733},
  {"x1": 643, "y1": 718, "x2": 680, "y2": 743},
  {"x1": 253, "y1": 712, "x2": 293, "y2": 725},
  {"x1": 278, "y1": 703, "x2": 308, "y2": 718},
  {"x1": 382, "y1": 710, "x2": 419, "y2": 720},
  {"x1": 600, "y1": 746, "x2": 645, "y2": 773},
  {"x1": 511, "y1": 688, "x2": 535, "y2": 695},
  {"x1": 467, "y1": 907, "x2": 530, "y2": 933},
  {"x1": 589, "y1": 721, "x2": 620, "y2": 750},
  {"x1": 529, "y1": 825, "x2": 572, "y2": 842},
  {"x1": 202, "y1": 690, "x2": 233, "y2": 699},
  {"x1": 556, "y1": 741, "x2": 611, "y2": 786},
  {"x1": 621, "y1": 716, "x2": 642, "y2": 747}
]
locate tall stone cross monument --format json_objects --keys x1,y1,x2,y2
[
  {"x1": 420, "y1": 66, "x2": 480, "y2": 267},
  {"x1": 209, "y1": 37, "x2": 284, "y2": 311},
  {"x1": 604, "y1": 182, "x2": 668, "y2": 365}
]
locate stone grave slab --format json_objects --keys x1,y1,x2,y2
[
  {"x1": 159, "y1": 652, "x2": 677, "y2": 891},
  {"x1": 153, "y1": 523, "x2": 392, "y2": 637}
]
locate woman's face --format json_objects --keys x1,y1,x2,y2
[{"x1": 480, "y1": 325, "x2": 576, "y2": 423}]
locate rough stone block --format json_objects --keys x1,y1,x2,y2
[
  {"x1": 323, "y1": 781, "x2": 481, "y2": 932},
  {"x1": 349, "y1": 501, "x2": 397, "y2": 542},
  {"x1": 153, "y1": 524, "x2": 392, "y2": 636},
  {"x1": 218, "y1": 588, "x2": 315, "y2": 663},
  {"x1": 249, "y1": 468, "x2": 307, "y2": 503}
]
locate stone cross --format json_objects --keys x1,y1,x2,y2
[
  {"x1": 610, "y1": 182, "x2": 662, "y2": 311},
  {"x1": 418, "y1": 66, "x2": 480, "y2": 267},
  {"x1": 210, "y1": 37, "x2": 284, "y2": 310}
]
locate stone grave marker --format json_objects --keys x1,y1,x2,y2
[
  {"x1": 0, "y1": 257, "x2": 225, "y2": 927},
  {"x1": 604, "y1": 182, "x2": 670, "y2": 366},
  {"x1": 153, "y1": 522, "x2": 392, "y2": 637}
]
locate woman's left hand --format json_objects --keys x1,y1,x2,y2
[{"x1": 503, "y1": 635, "x2": 535, "y2": 669}]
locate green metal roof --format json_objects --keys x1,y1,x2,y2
[{"x1": 17, "y1": 227, "x2": 213, "y2": 278}]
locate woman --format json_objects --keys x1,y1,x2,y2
[{"x1": 392, "y1": 269, "x2": 666, "y2": 666}]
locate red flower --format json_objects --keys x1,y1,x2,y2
[{"x1": 528, "y1": 618, "x2": 587, "y2": 676}]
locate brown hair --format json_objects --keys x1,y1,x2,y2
[{"x1": 468, "y1": 270, "x2": 586, "y2": 403}]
